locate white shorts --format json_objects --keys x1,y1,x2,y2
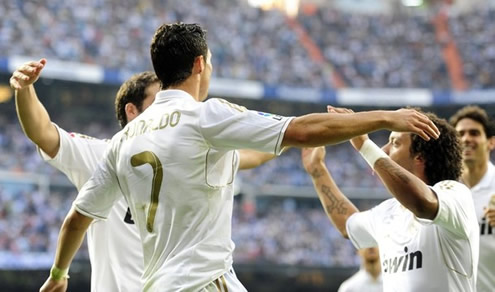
[{"x1": 200, "y1": 268, "x2": 247, "y2": 292}]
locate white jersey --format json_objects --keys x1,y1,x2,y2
[
  {"x1": 40, "y1": 125, "x2": 144, "y2": 292},
  {"x1": 338, "y1": 269, "x2": 383, "y2": 292},
  {"x1": 346, "y1": 180, "x2": 479, "y2": 292},
  {"x1": 74, "y1": 90, "x2": 293, "y2": 291},
  {"x1": 469, "y1": 162, "x2": 495, "y2": 292}
]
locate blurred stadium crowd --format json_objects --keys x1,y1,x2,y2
[
  {"x1": 1, "y1": 0, "x2": 495, "y2": 280},
  {"x1": 1, "y1": 0, "x2": 494, "y2": 89}
]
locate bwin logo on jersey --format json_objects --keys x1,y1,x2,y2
[
  {"x1": 257, "y1": 112, "x2": 283, "y2": 121},
  {"x1": 382, "y1": 246, "x2": 423, "y2": 274}
]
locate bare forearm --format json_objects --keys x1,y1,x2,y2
[
  {"x1": 282, "y1": 111, "x2": 390, "y2": 148},
  {"x1": 15, "y1": 86, "x2": 59, "y2": 156},
  {"x1": 310, "y1": 163, "x2": 359, "y2": 238},
  {"x1": 238, "y1": 150, "x2": 276, "y2": 170},
  {"x1": 54, "y1": 209, "x2": 93, "y2": 269},
  {"x1": 374, "y1": 158, "x2": 438, "y2": 219}
]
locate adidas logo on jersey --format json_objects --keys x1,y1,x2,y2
[
  {"x1": 480, "y1": 217, "x2": 493, "y2": 235},
  {"x1": 382, "y1": 246, "x2": 423, "y2": 274}
]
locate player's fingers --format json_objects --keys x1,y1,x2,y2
[
  {"x1": 23, "y1": 60, "x2": 44, "y2": 68},
  {"x1": 487, "y1": 213, "x2": 495, "y2": 227},
  {"x1": 18, "y1": 64, "x2": 38, "y2": 76},
  {"x1": 417, "y1": 112, "x2": 440, "y2": 138},
  {"x1": 411, "y1": 126, "x2": 430, "y2": 141},
  {"x1": 413, "y1": 118, "x2": 439, "y2": 140},
  {"x1": 13, "y1": 71, "x2": 30, "y2": 81},
  {"x1": 422, "y1": 122, "x2": 439, "y2": 140},
  {"x1": 327, "y1": 105, "x2": 353, "y2": 114},
  {"x1": 9, "y1": 76, "x2": 22, "y2": 90}
]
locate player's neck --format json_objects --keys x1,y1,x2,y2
[
  {"x1": 461, "y1": 160, "x2": 488, "y2": 188},
  {"x1": 168, "y1": 79, "x2": 201, "y2": 102},
  {"x1": 364, "y1": 260, "x2": 381, "y2": 280}
]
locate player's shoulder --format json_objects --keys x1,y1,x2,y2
[
  {"x1": 432, "y1": 180, "x2": 473, "y2": 207},
  {"x1": 68, "y1": 132, "x2": 108, "y2": 143},
  {"x1": 433, "y1": 180, "x2": 470, "y2": 196},
  {"x1": 204, "y1": 98, "x2": 247, "y2": 113}
]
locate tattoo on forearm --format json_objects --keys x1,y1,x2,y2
[
  {"x1": 377, "y1": 159, "x2": 410, "y2": 184},
  {"x1": 311, "y1": 168, "x2": 324, "y2": 179},
  {"x1": 321, "y1": 185, "x2": 348, "y2": 215}
]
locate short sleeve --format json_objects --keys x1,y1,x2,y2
[
  {"x1": 199, "y1": 98, "x2": 294, "y2": 155},
  {"x1": 346, "y1": 211, "x2": 378, "y2": 249},
  {"x1": 38, "y1": 123, "x2": 109, "y2": 190},
  {"x1": 418, "y1": 180, "x2": 477, "y2": 238},
  {"x1": 73, "y1": 142, "x2": 121, "y2": 220}
]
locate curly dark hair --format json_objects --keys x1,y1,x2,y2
[
  {"x1": 449, "y1": 105, "x2": 494, "y2": 138},
  {"x1": 115, "y1": 71, "x2": 159, "y2": 128},
  {"x1": 409, "y1": 112, "x2": 463, "y2": 185},
  {"x1": 150, "y1": 22, "x2": 208, "y2": 89}
]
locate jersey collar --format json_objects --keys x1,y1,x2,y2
[
  {"x1": 471, "y1": 161, "x2": 495, "y2": 192},
  {"x1": 154, "y1": 90, "x2": 196, "y2": 103}
]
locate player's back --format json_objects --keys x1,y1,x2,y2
[{"x1": 115, "y1": 90, "x2": 237, "y2": 291}]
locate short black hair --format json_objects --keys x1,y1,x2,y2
[
  {"x1": 115, "y1": 71, "x2": 159, "y2": 128},
  {"x1": 449, "y1": 105, "x2": 494, "y2": 138},
  {"x1": 150, "y1": 22, "x2": 208, "y2": 89},
  {"x1": 410, "y1": 112, "x2": 463, "y2": 184}
]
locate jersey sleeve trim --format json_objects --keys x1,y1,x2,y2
[
  {"x1": 274, "y1": 117, "x2": 295, "y2": 155},
  {"x1": 74, "y1": 204, "x2": 108, "y2": 221},
  {"x1": 37, "y1": 122, "x2": 62, "y2": 161}
]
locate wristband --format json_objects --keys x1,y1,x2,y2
[
  {"x1": 50, "y1": 265, "x2": 70, "y2": 281},
  {"x1": 359, "y1": 139, "x2": 388, "y2": 169}
]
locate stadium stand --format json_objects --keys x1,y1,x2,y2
[
  {"x1": 2, "y1": 0, "x2": 494, "y2": 89},
  {"x1": 1, "y1": 0, "x2": 495, "y2": 291}
]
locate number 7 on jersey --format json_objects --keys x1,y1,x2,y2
[{"x1": 131, "y1": 151, "x2": 163, "y2": 232}]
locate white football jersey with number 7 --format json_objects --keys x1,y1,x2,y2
[{"x1": 74, "y1": 89, "x2": 293, "y2": 291}]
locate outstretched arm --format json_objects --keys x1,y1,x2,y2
[
  {"x1": 302, "y1": 147, "x2": 359, "y2": 238},
  {"x1": 40, "y1": 208, "x2": 93, "y2": 292},
  {"x1": 282, "y1": 108, "x2": 440, "y2": 148},
  {"x1": 11, "y1": 59, "x2": 60, "y2": 158}
]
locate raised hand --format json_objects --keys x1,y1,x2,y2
[
  {"x1": 10, "y1": 59, "x2": 47, "y2": 90},
  {"x1": 301, "y1": 146, "x2": 326, "y2": 176},
  {"x1": 386, "y1": 108, "x2": 440, "y2": 141}
]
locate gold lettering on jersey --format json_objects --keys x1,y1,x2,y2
[
  {"x1": 217, "y1": 99, "x2": 247, "y2": 112},
  {"x1": 158, "y1": 113, "x2": 169, "y2": 129},
  {"x1": 123, "y1": 111, "x2": 182, "y2": 141},
  {"x1": 170, "y1": 111, "x2": 181, "y2": 127}
]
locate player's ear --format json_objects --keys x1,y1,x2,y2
[
  {"x1": 125, "y1": 102, "x2": 139, "y2": 122},
  {"x1": 414, "y1": 153, "x2": 425, "y2": 166},
  {"x1": 193, "y1": 55, "x2": 204, "y2": 74}
]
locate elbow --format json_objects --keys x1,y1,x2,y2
[
  {"x1": 282, "y1": 123, "x2": 313, "y2": 147},
  {"x1": 410, "y1": 198, "x2": 438, "y2": 220}
]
